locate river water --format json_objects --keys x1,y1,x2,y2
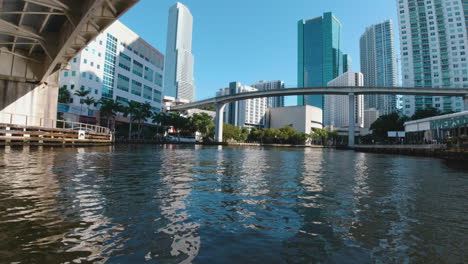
[{"x1": 0, "y1": 145, "x2": 466, "y2": 263}]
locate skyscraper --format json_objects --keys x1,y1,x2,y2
[
  {"x1": 325, "y1": 72, "x2": 364, "y2": 128},
  {"x1": 217, "y1": 82, "x2": 267, "y2": 129},
  {"x1": 251, "y1": 80, "x2": 285, "y2": 108},
  {"x1": 164, "y1": 2, "x2": 195, "y2": 102},
  {"x1": 297, "y1": 12, "x2": 346, "y2": 110},
  {"x1": 360, "y1": 20, "x2": 398, "y2": 116},
  {"x1": 397, "y1": 0, "x2": 467, "y2": 116}
]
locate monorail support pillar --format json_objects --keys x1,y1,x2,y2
[
  {"x1": 214, "y1": 103, "x2": 226, "y2": 143},
  {"x1": 348, "y1": 93, "x2": 355, "y2": 147}
]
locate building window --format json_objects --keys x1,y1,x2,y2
[
  {"x1": 131, "y1": 80, "x2": 142, "y2": 96},
  {"x1": 143, "y1": 85, "x2": 152, "y2": 100},
  {"x1": 70, "y1": 84, "x2": 74, "y2": 90},
  {"x1": 118, "y1": 53, "x2": 131, "y2": 71},
  {"x1": 144, "y1": 66, "x2": 154, "y2": 82},
  {"x1": 154, "y1": 73, "x2": 163, "y2": 86},
  {"x1": 153, "y1": 89, "x2": 162, "y2": 103},
  {"x1": 132, "y1": 60, "x2": 143, "y2": 77},
  {"x1": 117, "y1": 74, "x2": 130, "y2": 92},
  {"x1": 63, "y1": 71, "x2": 68, "y2": 77},
  {"x1": 83, "y1": 59, "x2": 87, "y2": 64}
]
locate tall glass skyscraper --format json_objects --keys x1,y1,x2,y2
[
  {"x1": 164, "y1": 2, "x2": 195, "y2": 102},
  {"x1": 397, "y1": 0, "x2": 467, "y2": 116},
  {"x1": 297, "y1": 12, "x2": 347, "y2": 111},
  {"x1": 360, "y1": 20, "x2": 398, "y2": 116}
]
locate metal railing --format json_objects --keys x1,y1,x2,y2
[{"x1": 0, "y1": 112, "x2": 110, "y2": 134}]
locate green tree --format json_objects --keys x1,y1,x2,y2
[
  {"x1": 133, "y1": 102, "x2": 153, "y2": 139},
  {"x1": 370, "y1": 112, "x2": 408, "y2": 141},
  {"x1": 310, "y1": 128, "x2": 329, "y2": 145},
  {"x1": 74, "y1": 89, "x2": 91, "y2": 115},
  {"x1": 192, "y1": 113, "x2": 214, "y2": 140},
  {"x1": 58, "y1": 86, "x2": 71, "y2": 104},
  {"x1": 411, "y1": 107, "x2": 441, "y2": 120},
  {"x1": 152, "y1": 112, "x2": 169, "y2": 137},
  {"x1": 122, "y1": 101, "x2": 141, "y2": 139},
  {"x1": 82, "y1": 96, "x2": 96, "y2": 117},
  {"x1": 98, "y1": 99, "x2": 122, "y2": 129}
]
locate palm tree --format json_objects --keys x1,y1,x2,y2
[
  {"x1": 133, "y1": 102, "x2": 153, "y2": 139},
  {"x1": 58, "y1": 86, "x2": 71, "y2": 104},
  {"x1": 99, "y1": 99, "x2": 122, "y2": 129},
  {"x1": 74, "y1": 90, "x2": 91, "y2": 115},
  {"x1": 82, "y1": 96, "x2": 96, "y2": 117},
  {"x1": 152, "y1": 111, "x2": 168, "y2": 137},
  {"x1": 122, "y1": 101, "x2": 141, "y2": 139}
]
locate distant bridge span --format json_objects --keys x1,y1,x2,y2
[
  {"x1": 170, "y1": 86, "x2": 468, "y2": 145},
  {"x1": 171, "y1": 86, "x2": 468, "y2": 111}
]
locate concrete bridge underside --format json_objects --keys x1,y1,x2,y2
[
  {"x1": 0, "y1": 0, "x2": 139, "y2": 126},
  {"x1": 171, "y1": 86, "x2": 468, "y2": 146}
]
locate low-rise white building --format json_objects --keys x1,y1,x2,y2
[
  {"x1": 325, "y1": 72, "x2": 364, "y2": 128},
  {"x1": 58, "y1": 20, "x2": 164, "y2": 124},
  {"x1": 267, "y1": 105, "x2": 323, "y2": 134},
  {"x1": 217, "y1": 82, "x2": 267, "y2": 128}
]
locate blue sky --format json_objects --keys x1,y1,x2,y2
[{"x1": 120, "y1": 0, "x2": 399, "y2": 105}]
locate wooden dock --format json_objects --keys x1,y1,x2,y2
[{"x1": 0, "y1": 123, "x2": 112, "y2": 146}]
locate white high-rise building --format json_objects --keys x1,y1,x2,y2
[
  {"x1": 397, "y1": 0, "x2": 467, "y2": 116},
  {"x1": 251, "y1": 80, "x2": 285, "y2": 108},
  {"x1": 325, "y1": 72, "x2": 364, "y2": 128},
  {"x1": 360, "y1": 20, "x2": 398, "y2": 115},
  {"x1": 164, "y1": 2, "x2": 195, "y2": 102},
  {"x1": 217, "y1": 82, "x2": 267, "y2": 128},
  {"x1": 58, "y1": 21, "x2": 164, "y2": 124}
]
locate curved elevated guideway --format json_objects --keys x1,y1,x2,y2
[{"x1": 171, "y1": 86, "x2": 468, "y2": 146}]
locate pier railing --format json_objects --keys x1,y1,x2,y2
[{"x1": 0, "y1": 112, "x2": 110, "y2": 134}]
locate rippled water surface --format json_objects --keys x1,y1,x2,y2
[{"x1": 0, "y1": 145, "x2": 467, "y2": 263}]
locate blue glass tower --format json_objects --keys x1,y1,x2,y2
[{"x1": 297, "y1": 12, "x2": 344, "y2": 109}]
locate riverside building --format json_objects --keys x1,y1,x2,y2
[
  {"x1": 325, "y1": 72, "x2": 365, "y2": 129},
  {"x1": 297, "y1": 12, "x2": 350, "y2": 111},
  {"x1": 58, "y1": 21, "x2": 164, "y2": 124},
  {"x1": 360, "y1": 20, "x2": 398, "y2": 116},
  {"x1": 251, "y1": 80, "x2": 285, "y2": 108},
  {"x1": 217, "y1": 82, "x2": 267, "y2": 129},
  {"x1": 397, "y1": 0, "x2": 467, "y2": 116},
  {"x1": 163, "y1": 2, "x2": 195, "y2": 102}
]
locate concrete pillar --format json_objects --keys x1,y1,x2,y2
[
  {"x1": 215, "y1": 103, "x2": 226, "y2": 143},
  {"x1": 348, "y1": 93, "x2": 355, "y2": 147},
  {"x1": 0, "y1": 72, "x2": 59, "y2": 128}
]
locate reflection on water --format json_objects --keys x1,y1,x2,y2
[{"x1": 0, "y1": 145, "x2": 467, "y2": 263}]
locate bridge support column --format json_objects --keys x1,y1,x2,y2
[
  {"x1": 0, "y1": 72, "x2": 59, "y2": 128},
  {"x1": 215, "y1": 103, "x2": 226, "y2": 143},
  {"x1": 348, "y1": 93, "x2": 355, "y2": 147}
]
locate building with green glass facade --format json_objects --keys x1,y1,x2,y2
[{"x1": 297, "y1": 12, "x2": 349, "y2": 111}]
